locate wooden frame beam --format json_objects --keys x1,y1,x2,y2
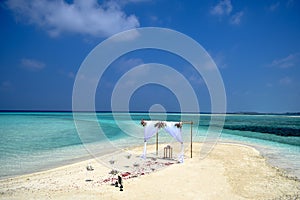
[{"x1": 181, "y1": 121, "x2": 193, "y2": 158}]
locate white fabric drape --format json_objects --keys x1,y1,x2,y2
[
  {"x1": 178, "y1": 142, "x2": 184, "y2": 163},
  {"x1": 141, "y1": 141, "x2": 147, "y2": 159},
  {"x1": 164, "y1": 122, "x2": 182, "y2": 143},
  {"x1": 164, "y1": 122, "x2": 184, "y2": 163},
  {"x1": 141, "y1": 121, "x2": 184, "y2": 163},
  {"x1": 141, "y1": 121, "x2": 158, "y2": 159},
  {"x1": 144, "y1": 121, "x2": 158, "y2": 141}
]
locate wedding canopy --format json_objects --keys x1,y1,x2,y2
[{"x1": 140, "y1": 120, "x2": 193, "y2": 163}]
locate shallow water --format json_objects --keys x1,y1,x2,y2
[{"x1": 0, "y1": 112, "x2": 299, "y2": 179}]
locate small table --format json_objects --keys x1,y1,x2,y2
[{"x1": 164, "y1": 145, "x2": 172, "y2": 159}]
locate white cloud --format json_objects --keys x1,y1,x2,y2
[
  {"x1": 189, "y1": 74, "x2": 204, "y2": 86},
  {"x1": 148, "y1": 15, "x2": 164, "y2": 26},
  {"x1": 269, "y1": 2, "x2": 280, "y2": 11},
  {"x1": 21, "y1": 58, "x2": 45, "y2": 71},
  {"x1": 266, "y1": 83, "x2": 273, "y2": 88},
  {"x1": 210, "y1": 51, "x2": 227, "y2": 69},
  {"x1": 210, "y1": 0, "x2": 243, "y2": 25},
  {"x1": 271, "y1": 52, "x2": 300, "y2": 68},
  {"x1": 58, "y1": 69, "x2": 75, "y2": 79},
  {"x1": 115, "y1": 58, "x2": 144, "y2": 73},
  {"x1": 279, "y1": 76, "x2": 292, "y2": 85},
  {"x1": 68, "y1": 72, "x2": 75, "y2": 79},
  {"x1": 192, "y1": 54, "x2": 220, "y2": 71},
  {"x1": 6, "y1": 0, "x2": 140, "y2": 38},
  {"x1": 230, "y1": 11, "x2": 244, "y2": 25},
  {"x1": 210, "y1": 0, "x2": 232, "y2": 16}
]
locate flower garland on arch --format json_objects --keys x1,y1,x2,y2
[
  {"x1": 140, "y1": 120, "x2": 182, "y2": 129},
  {"x1": 174, "y1": 122, "x2": 182, "y2": 129},
  {"x1": 141, "y1": 119, "x2": 147, "y2": 127},
  {"x1": 154, "y1": 121, "x2": 166, "y2": 129}
]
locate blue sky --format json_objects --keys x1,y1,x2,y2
[{"x1": 0, "y1": 0, "x2": 299, "y2": 113}]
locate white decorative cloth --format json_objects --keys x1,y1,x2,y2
[
  {"x1": 164, "y1": 122, "x2": 182, "y2": 143},
  {"x1": 141, "y1": 121, "x2": 184, "y2": 163},
  {"x1": 164, "y1": 122, "x2": 184, "y2": 163},
  {"x1": 141, "y1": 121, "x2": 158, "y2": 159}
]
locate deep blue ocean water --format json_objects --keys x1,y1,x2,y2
[{"x1": 0, "y1": 112, "x2": 299, "y2": 179}]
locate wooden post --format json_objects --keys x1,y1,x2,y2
[
  {"x1": 190, "y1": 121, "x2": 193, "y2": 158},
  {"x1": 156, "y1": 131, "x2": 158, "y2": 156}
]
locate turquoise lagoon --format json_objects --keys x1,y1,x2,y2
[{"x1": 0, "y1": 112, "x2": 299, "y2": 179}]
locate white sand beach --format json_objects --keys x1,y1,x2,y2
[{"x1": 0, "y1": 143, "x2": 299, "y2": 200}]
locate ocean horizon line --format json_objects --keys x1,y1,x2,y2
[{"x1": 0, "y1": 110, "x2": 299, "y2": 115}]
